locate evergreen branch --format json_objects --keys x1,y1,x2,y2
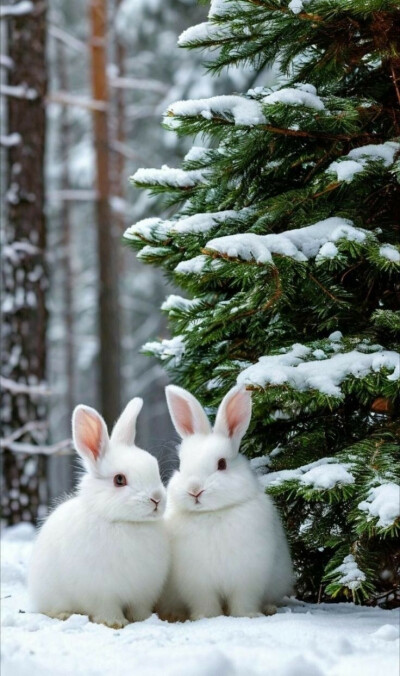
[{"x1": 307, "y1": 271, "x2": 346, "y2": 304}]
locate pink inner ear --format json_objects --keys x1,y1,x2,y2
[
  {"x1": 225, "y1": 390, "x2": 246, "y2": 438},
  {"x1": 78, "y1": 411, "x2": 103, "y2": 460},
  {"x1": 171, "y1": 394, "x2": 194, "y2": 436}
]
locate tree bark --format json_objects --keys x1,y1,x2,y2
[
  {"x1": 89, "y1": 0, "x2": 121, "y2": 427},
  {"x1": 1, "y1": 0, "x2": 48, "y2": 524}
]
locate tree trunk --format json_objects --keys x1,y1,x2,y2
[
  {"x1": 113, "y1": 0, "x2": 126, "y2": 228},
  {"x1": 1, "y1": 0, "x2": 48, "y2": 524},
  {"x1": 45, "y1": 37, "x2": 74, "y2": 501},
  {"x1": 89, "y1": 0, "x2": 121, "y2": 427},
  {"x1": 56, "y1": 40, "x2": 75, "y2": 421}
]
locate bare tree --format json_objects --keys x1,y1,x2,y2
[
  {"x1": 1, "y1": 0, "x2": 48, "y2": 523},
  {"x1": 88, "y1": 0, "x2": 121, "y2": 427}
]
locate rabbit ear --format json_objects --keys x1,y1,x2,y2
[
  {"x1": 165, "y1": 385, "x2": 212, "y2": 438},
  {"x1": 72, "y1": 405, "x2": 109, "y2": 466},
  {"x1": 213, "y1": 386, "x2": 252, "y2": 450},
  {"x1": 110, "y1": 397, "x2": 143, "y2": 446}
]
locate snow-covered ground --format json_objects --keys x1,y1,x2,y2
[{"x1": 2, "y1": 524, "x2": 399, "y2": 676}]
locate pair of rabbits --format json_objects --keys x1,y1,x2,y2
[{"x1": 28, "y1": 385, "x2": 293, "y2": 628}]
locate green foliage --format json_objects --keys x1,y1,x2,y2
[{"x1": 125, "y1": 0, "x2": 400, "y2": 605}]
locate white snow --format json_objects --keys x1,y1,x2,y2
[
  {"x1": 184, "y1": 146, "x2": 209, "y2": 162},
  {"x1": 0, "y1": 133, "x2": 22, "y2": 148},
  {"x1": 167, "y1": 95, "x2": 266, "y2": 126},
  {"x1": 175, "y1": 255, "x2": 222, "y2": 275},
  {"x1": 259, "y1": 457, "x2": 354, "y2": 490},
  {"x1": 179, "y1": 21, "x2": 228, "y2": 47},
  {"x1": 262, "y1": 87, "x2": 325, "y2": 111},
  {"x1": 124, "y1": 218, "x2": 167, "y2": 241},
  {"x1": 166, "y1": 86, "x2": 326, "y2": 128},
  {"x1": 133, "y1": 166, "x2": 207, "y2": 188},
  {"x1": 316, "y1": 242, "x2": 339, "y2": 260},
  {"x1": 125, "y1": 211, "x2": 239, "y2": 243},
  {"x1": 0, "y1": 1, "x2": 33, "y2": 18},
  {"x1": 288, "y1": 0, "x2": 304, "y2": 13},
  {"x1": 332, "y1": 555, "x2": 366, "y2": 591},
  {"x1": 300, "y1": 464, "x2": 354, "y2": 490},
  {"x1": 0, "y1": 83, "x2": 38, "y2": 100},
  {"x1": 136, "y1": 245, "x2": 167, "y2": 259},
  {"x1": 379, "y1": 245, "x2": 400, "y2": 263},
  {"x1": 161, "y1": 295, "x2": 200, "y2": 313},
  {"x1": 349, "y1": 142, "x2": 400, "y2": 166},
  {"x1": 2, "y1": 524, "x2": 399, "y2": 676},
  {"x1": 208, "y1": 0, "x2": 232, "y2": 17},
  {"x1": 327, "y1": 142, "x2": 400, "y2": 182},
  {"x1": 172, "y1": 210, "x2": 238, "y2": 234},
  {"x1": 327, "y1": 160, "x2": 364, "y2": 182},
  {"x1": 142, "y1": 335, "x2": 186, "y2": 365},
  {"x1": 237, "y1": 345, "x2": 400, "y2": 397},
  {"x1": 206, "y1": 217, "x2": 367, "y2": 265},
  {"x1": 329, "y1": 331, "x2": 343, "y2": 342},
  {"x1": 358, "y1": 483, "x2": 400, "y2": 528}
]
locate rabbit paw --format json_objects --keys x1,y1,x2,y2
[
  {"x1": 47, "y1": 611, "x2": 72, "y2": 621},
  {"x1": 124, "y1": 606, "x2": 152, "y2": 623},
  {"x1": 90, "y1": 613, "x2": 129, "y2": 629},
  {"x1": 263, "y1": 604, "x2": 277, "y2": 616}
]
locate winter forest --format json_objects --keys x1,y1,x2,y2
[{"x1": 1, "y1": 1, "x2": 399, "y2": 675}]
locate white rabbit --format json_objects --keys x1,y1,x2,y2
[
  {"x1": 28, "y1": 398, "x2": 169, "y2": 628},
  {"x1": 161, "y1": 384, "x2": 294, "y2": 621}
]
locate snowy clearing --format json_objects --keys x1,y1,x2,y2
[{"x1": 2, "y1": 524, "x2": 399, "y2": 676}]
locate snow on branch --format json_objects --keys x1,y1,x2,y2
[
  {"x1": 0, "y1": 2, "x2": 33, "y2": 19},
  {"x1": 166, "y1": 95, "x2": 266, "y2": 127},
  {"x1": 262, "y1": 84, "x2": 324, "y2": 111},
  {"x1": 358, "y1": 484, "x2": 400, "y2": 529},
  {"x1": 0, "y1": 83, "x2": 37, "y2": 100},
  {"x1": 237, "y1": 343, "x2": 399, "y2": 397},
  {"x1": 257, "y1": 456, "x2": 355, "y2": 490},
  {"x1": 1, "y1": 439, "x2": 74, "y2": 456},
  {"x1": 2, "y1": 241, "x2": 41, "y2": 259},
  {"x1": 161, "y1": 294, "x2": 201, "y2": 313},
  {"x1": 178, "y1": 21, "x2": 228, "y2": 47},
  {"x1": 48, "y1": 24, "x2": 86, "y2": 52},
  {"x1": 175, "y1": 255, "x2": 223, "y2": 275},
  {"x1": 0, "y1": 376, "x2": 50, "y2": 396},
  {"x1": 142, "y1": 335, "x2": 186, "y2": 367},
  {"x1": 132, "y1": 166, "x2": 208, "y2": 189},
  {"x1": 205, "y1": 217, "x2": 368, "y2": 264},
  {"x1": 47, "y1": 91, "x2": 107, "y2": 111},
  {"x1": 331, "y1": 555, "x2": 366, "y2": 591},
  {"x1": 379, "y1": 244, "x2": 400, "y2": 263},
  {"x1": 0, "y1": 421, "x2": 48, "y2": 446},
  {"x1": 124, "y1": 210, "x2": 242, "y2": 243},
  {"x1": 326, "y1": 141, "x2": 400, "y2": 183},
  {"x1": 0, "y1": 133, "x2": 21, "y2": 147},
  {"x1": 165, "y1": 85, "x2": 325, "y2": 129},
  {"x1": 109, "y1": 76, "x2": 168, "y2": 94},
  {"x1": 0, "y1": 54, "x2": 14, "y2": 70}
]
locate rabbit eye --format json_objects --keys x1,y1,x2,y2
[
  {"x1": 217, "y1": 458, "x2": 227, "y2": 471},
  {"x1": 114, "y1": 474, "x2": 127, "y2": 487}
]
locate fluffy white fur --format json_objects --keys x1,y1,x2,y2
[
  {"x1": 162, "y1": 385, "x2": 294, "y2": 620},
  {"x1": 28, "y1": 399, "x2": 169, "y2": 628}
]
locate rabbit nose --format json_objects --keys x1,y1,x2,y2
[
  {"x1": 150, "y1": 498, "x2": 160, "y2": 506},
  {"x1": 151, "y1": 489, "x2": 162, "y2": 502},
  {"x1": 188, "y1": 489, "x2": 204, "y2": 500},
  {"x1": 188, "y1": 480, "x2": 202, "y2": 495}
]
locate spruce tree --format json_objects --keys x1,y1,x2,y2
[{"x1": 124, "y1": 0, "x2": 400, "y2": 605}]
